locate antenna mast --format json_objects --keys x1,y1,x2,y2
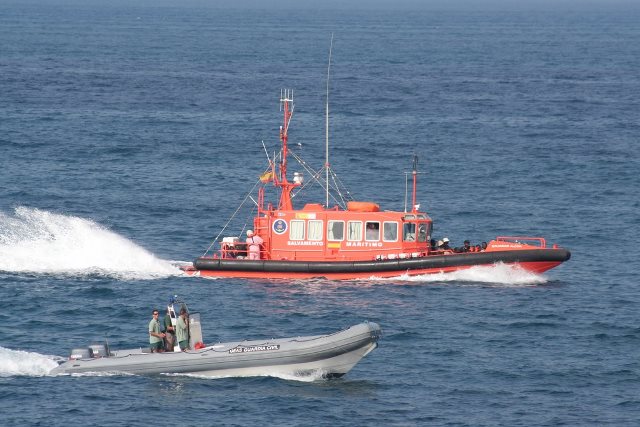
[
  {"x1": 411, "y1": 155, "x2": 418, "y2": 212},
  {"x1": 274, "y1": 88, "x2": 298, "y2": 211},
  {"x1": 325, "y1": 33, "x2": 333, "y2": 208}
]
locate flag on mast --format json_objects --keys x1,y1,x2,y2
[{"x1": 259, "y1": 170, "x2": 274, "y2": 183}]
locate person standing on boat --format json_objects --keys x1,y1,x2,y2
[
  {"x1": 176, "y1": 308, "x2": 190, "y2": 352},
  {"x1": 149, "y1": 309, "x2": 165, "y2": 353},
  {"x1": 441, "y1": 237, "x2": 452, "y2": 251},
  {"x1": 246, "y1": 230, "x2": 263, "y2": 260},
  {"x1": 163, "y1": 307, "x2": 175, "y2": 352}
]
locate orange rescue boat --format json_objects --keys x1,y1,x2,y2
[{"x1": 181, "y1": 88, "x2": 570, "y2": 280}]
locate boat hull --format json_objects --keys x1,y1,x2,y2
[
  {"x1": 186, "y1": 248, "x2": 571, "y2": 280},
  {"x1": 51, "y1": 322, "x2": 381, "y2": 378}
]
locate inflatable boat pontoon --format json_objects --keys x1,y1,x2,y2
[{"x1": 52, "y1": 320, "x2": 381, "y2": 379}]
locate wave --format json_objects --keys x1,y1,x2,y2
[
  {"x1": 0, "y1": 346, "x2": 61, "y2": 377},
  {"x1": 378, "y1": 263, "x2": 547, "y2": 286},
  {"x1": 0, "y1": 206, "x2": 180, "y2": 279}
]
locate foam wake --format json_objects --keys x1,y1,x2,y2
[
  {"x1": 0, "y1": 346, "x2": 61, "y2": 377},
  {"x1": 0, "y1": 207, "x2": 180, "y2": 279},
  {"x1": 169, "y1": 369, "x2": 329, "y2": 383},
  {"x1": 381, "y1": 263, "x2": 547, "y2": 286}
]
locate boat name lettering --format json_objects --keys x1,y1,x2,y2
[
  {"x1": 346, "y1": 242, "x2": 384, "y2": 248},
  {"x1": 287, "y1": 241, "x2": 324, "y2": 246},
  {"x1": 229, "y1": 344, "x2": 280, "y2": 354}
]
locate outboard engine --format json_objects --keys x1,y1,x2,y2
[
  {"x1": 69, "y1": 348, "x2": 92, "y2": 360},
  {"x1": 89, "y1": 343, "x2": 110, "y2": 358}
]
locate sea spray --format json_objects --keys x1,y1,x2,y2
[
  {"x1": 379, "y1": 263, "x2": 547, "y2": 286},
  {"x1": 0, "y1": 207, "x2": 180, "y2": 279},
  {"x1": 0, "y1": 346, "x2": 61, "y2": 377}
]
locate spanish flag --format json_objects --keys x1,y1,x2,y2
[{"x1": 259, "y1": 170, "x2": 274, "y2": 183}]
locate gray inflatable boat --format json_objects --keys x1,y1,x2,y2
[{"x1": 51, "y1": 320, "x2": 381, "y2": 379}]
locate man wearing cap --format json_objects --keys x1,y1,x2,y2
[
  {"x1": 246, "y1": 230, "x2": 264, "y2": 260},
  {"x1": 441, "y1": 237, "x2": 452, "y2": 251}
]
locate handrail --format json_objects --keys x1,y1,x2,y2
[{"x1": 496, "y1": 236, "x2": 546, "y2": 248}]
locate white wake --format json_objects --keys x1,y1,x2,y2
[
  {"x1": 378, "y1": 263, "x2": 547, "y2": 286},
  {"x1": 0, "y1": 206, "x2": 180, "y2": 279},
  {"x1": 0, "y1": 346, "x2": 60, "y2": 377},
  {"x1": 169, "y1": 369, "x2": 329, "y2": 382}
]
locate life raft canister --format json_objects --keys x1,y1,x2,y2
[
  {"x1": 347, "y1": 201, "x2": 380, "y2": 212},
  {"x1": 302, "y1": 203, "x2": 324, "y2": 211}
]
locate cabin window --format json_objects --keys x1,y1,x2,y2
[
  {"x1": 290, "y1": 220, "x2": 305, "y2": 240},
  {"x1": 417, "y1": 223, "x2": 428, "y2": 242},
  {"x1": 383, "y1": 222, "x2": 398, "y2": 242},
  {"x1": 403, "y1": 222, "x2": 416, "y2": 242},
  {"x1": 404, "y1": 215, "x2": 416, "y2": 220},
  {"x1": 327, "y1": 221, "x2": 344, "y2": 241},
  {"x1": 365, "y1": 222, "x2": 380, "y2": 241},
  {"x1": 308, "y1": 220, "x2": 323, "y2": 241},
  {"x1": 347, "y1": 221, "x2": 362, "y2": 241}
]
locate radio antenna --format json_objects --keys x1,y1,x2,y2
[{"x1": 325, "y1": 33, "x2": 333, "y2": 208}]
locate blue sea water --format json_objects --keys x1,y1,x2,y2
[{"x1": 1, "y1": 2, "x2": 639, "y2": 426}]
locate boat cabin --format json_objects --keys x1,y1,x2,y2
[{"x1": 220, "y1": 201, "x2": 433, "y2": 262}]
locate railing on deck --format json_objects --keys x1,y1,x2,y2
[
  {"x1": 220, "y1": 244, "x2": 269, "y2": 260},
  {"x1": 496, "y1": 236, "x2": 547, "y2": 248}
]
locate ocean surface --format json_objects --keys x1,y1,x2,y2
[{"x1": 1, "y1": 2, "x2": 639, "y2": 426}]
